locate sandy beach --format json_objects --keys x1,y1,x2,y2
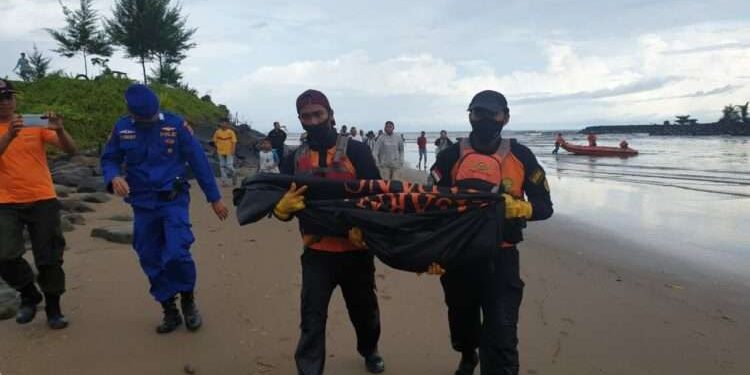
[{"x1": 1, "y1": 175, "x2": 749, "y2": 375}]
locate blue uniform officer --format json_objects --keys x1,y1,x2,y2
[{"x1": 101, "y1": 84, "x2": 228, "y2": 334}]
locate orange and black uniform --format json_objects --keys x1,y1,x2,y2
[
  {"x1": 430, "y1": 138, "x2": 552, "y2": 374},
  {"x1": 280, "y1": 136, "x2": 382, "y2": 375}
]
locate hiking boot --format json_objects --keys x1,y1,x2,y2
[
  {"x1": 156, "y1": 297, "x2": 182, "y2": 334},
  {"x1": 364, "y1": 352, "x2": 385, "y2": 373},
  {"x1": 455, "y1": 350, "x2": 478, "y2": 375},
  {"x1": 44, "y1": 293, "x2": 69, "y2": 330},
  {"x1": 16, "y1": 284, "x2": 43, "y2": 324},
  {"x1": 180, "y1": 292, "x2": 203, "y2": 332}
]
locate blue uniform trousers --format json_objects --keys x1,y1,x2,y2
[{"x1": 132, "y1": 200, "x2": 196, "y2": 302}]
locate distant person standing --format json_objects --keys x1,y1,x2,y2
[
  {"x1": 373, "y1": 121, "x2": 404, "y2": 179},
  {"x1": 376, "y1": 129, "x2": 384, "y2": 140},
  {"x1": 350, "y1": 126, "x2": 362, "y2": 142},
  {"x1": 552, "y1": 132, "x2": 563, "y2": 154},
  {"x1": 212, "y1": 118, "x2": 238, "y2": 186},
  {"x1": 587, "y1": 132, "x2": 597, "y2": 147},
  {"x1": 340, "y1": 124, "x2": 349, "y2": 137},
  {"x1": 257, "y1": 138, "x2": 280, "y2": 174},
  {"x1": 0, "y1": 79, "x2": 78, "y2": 330},
  {"x1": 268, "y1": 121, "x2": 287, "y2": 156},
  {"x1": 434, "y1": 130, "x2": 453, "y2": 155},
  {"x1": 619, "y1": 139, "x2": 629, "y2": 149},
  {"x1": 13, "y1": 53, "x2": 32, "y2": 82},
  {"x1": 417, "y1": 131, "x2": 428, "y2": 170},
  {"x1": 365, "y1": 131, "x2": 377, "y2": 150}
]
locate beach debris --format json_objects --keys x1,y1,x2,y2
[
  {"x1": 664, "y1": 283, "x2": 685, "y2": 290},
  {"x1": 91, "y1": 226, "x2": 133, "y2": 244}
]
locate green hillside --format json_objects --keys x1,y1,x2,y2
[{"x1": 11, "y1": 76, "x2": 229, "y2": 149}]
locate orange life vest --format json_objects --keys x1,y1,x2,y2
[
  {"x1": 451, "y1": 138, "x2": 526, "y2": 248},
  {"x1": 294, "y1": 135, "x2": 361, "y2": 252}
]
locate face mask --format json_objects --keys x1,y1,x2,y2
[
  {"x1": 302, "y1": 121, "x2": 337, "y2": 148},
  {"x1": 469, "y1": 118, "x2": 504, "y2": 153}
]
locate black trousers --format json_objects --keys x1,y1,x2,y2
[
  {"x1": 440, "y1": 247, "x2": 524, "y2": 375},
  {"x1": 0, "y1": 199, "x2": 66, "y2": 296},
  {"x1": 295, "y1": 249, "x2": 381, "y2": 375}
]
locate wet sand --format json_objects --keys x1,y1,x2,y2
[{"x1": 1, "y1": 181, "x2": 749, "y2": 375}]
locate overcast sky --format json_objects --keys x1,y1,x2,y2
[{"x1": 2, "y1": 0, "x2": 749, "y2": 132}]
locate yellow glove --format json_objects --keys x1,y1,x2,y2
[
  {"x1": 348, "y1": 227, "x2": 367, "y2": 249},
  {"x1": 503, "y1": 193, "x2": 532, "y2": 219},
  {"x1": 273, "y1": 183, "x2": 308, "y2": 221},
  {"x1": 418, "y1": 262, "x2": 446, "y2": 276}
]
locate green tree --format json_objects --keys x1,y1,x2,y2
[
  {"x1": 720, "y1": 105, "x2": 740, "y2": 123},
  {"x1": 107, "y1": 0, "x2": 196, "y2": 85},
  {"x1": 46, "y1": 0, "x2": 113, "y2": 78},
  {"x1": 150, "y1": 60, "x2": 183, "y2": 86},
  {"x1": 735, "y1": 102, "x2": 749, "y2": 124},
  {"x1": 27, "y1": 45, "x2": 52, "y2": 81}
]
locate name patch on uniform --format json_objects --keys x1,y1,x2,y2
[
  {"x1": 119, "y1": 129, "x2": 136, "y2": 140},
  {"x1": 160, "y1": 127, "x2": 177, "y2": 138}
]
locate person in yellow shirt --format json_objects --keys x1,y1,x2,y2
[
  {"x1": 212, "y1": 118, "x2": 238, "y2": 186},
  {"x1": 0, "y1": 79, "x2": 77, "y2": 330}
]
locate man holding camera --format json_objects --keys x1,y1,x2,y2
[
  {"x1": 101, "y1": 84, "x2": 228, "y2": 334},
  {"x1": 0, "y1": 79, "x2": 78, "y2": 329}
]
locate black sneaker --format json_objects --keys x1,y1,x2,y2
[
  {"x1": 180, "y1": 292, "x2": 203, "y2": 332},
  {"x1": 44, "y1": 293, "x2": 69, "y2": 330},
  {"x1": 455, "y1": 350, "x2": 478, "y2": 375},
  {"x1": 156, "y1": 297, "x2": 183, "y2": 334},
  {"x1": 16, "y1": 285, "x2": 43, "y2": 324},
  {"x1": 365, "y1": 352, "x2": 385, "y2": 373}
]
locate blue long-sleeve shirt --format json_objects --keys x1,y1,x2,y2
[{"x1": 101, "y1": 112, "x2": 221, "y2": 209}]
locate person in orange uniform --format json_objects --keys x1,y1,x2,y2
[
  {"x1": 276, "y1": 89, "x2": 385, "y2": 375},
  {"x1": 0, "y1": 79, "x2": 78, "y2": 329},
  {"x1": 429, "y1": 90, "x2": 553, "y2": 375},
  {"x1": 212, "y1": 118, "x2": 238, "y2": 186}
]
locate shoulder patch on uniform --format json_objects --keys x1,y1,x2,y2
[
  {"x1": 183, "y1": 121, "x2": 194, "y2": 135},
  {"x1": 529, "y1": 168, "x2": 545, "y2": 185}
]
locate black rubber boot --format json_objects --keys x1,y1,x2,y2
[
  {"x1": 16, "y1": 284, "x2": 43, "y2": 324},
  {"x1": 44, "y1": 293, "x2": 69, "y2": 330},
  {"x1": 155, "y1": 297, "x2": 182, "y2": 334},
  {"x1": 364, "y1": 352, "x2": 385, "y2": 374},
  {"x1": 180, "y1": 291, "x2": 202, "y2": 332},
  {"x1": 455, "y1": 350, "x2": 479, "y2": 375}
]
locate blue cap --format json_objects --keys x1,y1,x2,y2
[{"x1": 125, "y1": 84, "x2": 160, "y2": 118}]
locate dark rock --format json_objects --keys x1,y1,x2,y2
[
  {"x1": 82, "y1": 192, "x2": 111, "y2": 204},
  {"x1": 62, "y1": 213, "x2": 86, "y2": 225},
  {"x1": 77, "y1": 178, "x2": 106, "y2": 193},
  {"x1": 108, "y1": 214, "x2": 133, "y2": 222},
  {"x1": 91, "y1": 226, "x2": 133, "y2": 244},
  {"x1": 55, "y1": 184, "x2": 76, "y2": 198},
  {"x1": 61, "y1": 218, "x2": 75, "y2": 232},
  {"x1": 52, "y1": 165, "x2": 92, "y2": 187},
  {"x1": 60, "y1": 199, "x2": 96, "y2": 213}
]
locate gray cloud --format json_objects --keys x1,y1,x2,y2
[{"x1": 514, "y1": 77, "x2": 679, "y2": 105}]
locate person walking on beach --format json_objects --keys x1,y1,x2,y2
[
  {"x1": 350, "y1": 126, "x2": 363, "y2": 142},
  {"x1": 435, "y1": 130, "x2": 453, "y2": 155},
  {"x1": 365, "y1": 131, "x2": 377, "y2": 150},
  {"x1": 101, "y1": 84, "x2": 228, "y2": 334},
  {"x1": 0, "y1": 79, "x2": 77, "y2": 329},
  {"x1": 429, "y1": 90, "x2": 553, "y2": 375},
  {"x1": 213, "y1": 118, "x2": 238, "y2": 186},
  {"x1": 373, "y1": 121, "x2": 404, "y2": 180},
  {"x1": 257, "y1": 138, "x2": 280, "y2": 174},
  {"x1": 268, "y1": 121, "x2": 287, "y2": 157},
  {"x1": 275, "y1": 89, "x2": 386, "y2": 375},
  {"x1": 417, "y1": 131, "x2": 428, "y2": 170}
]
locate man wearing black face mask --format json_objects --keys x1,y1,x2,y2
[
  {"x1": 428, "y1": 90, "x2": 553, "y2": 375},
  {"x1": 278, "y1": 89, "x2": 385, "y2": 375}
]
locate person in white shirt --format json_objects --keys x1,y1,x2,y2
[
  {"x1": 257, "y1": 138, "x2": 280, "y2": 174},
  {"x1": 372, "y1": 121, "x2": 404, "y2": 179},
  {"x1": 349, "y1": 126, "x2": 363, "y2": 142}
]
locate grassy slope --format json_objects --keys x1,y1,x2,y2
[{"x1": 12, "y1": 76, "x2": 228, "y2": 149}]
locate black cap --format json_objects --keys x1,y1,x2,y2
[
  {"x1": 468, "y1": 90, "x2": 508, "y2": 113},
  {"x1": 0, "y1": 79, "x2": 18, "y2": 95}
]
